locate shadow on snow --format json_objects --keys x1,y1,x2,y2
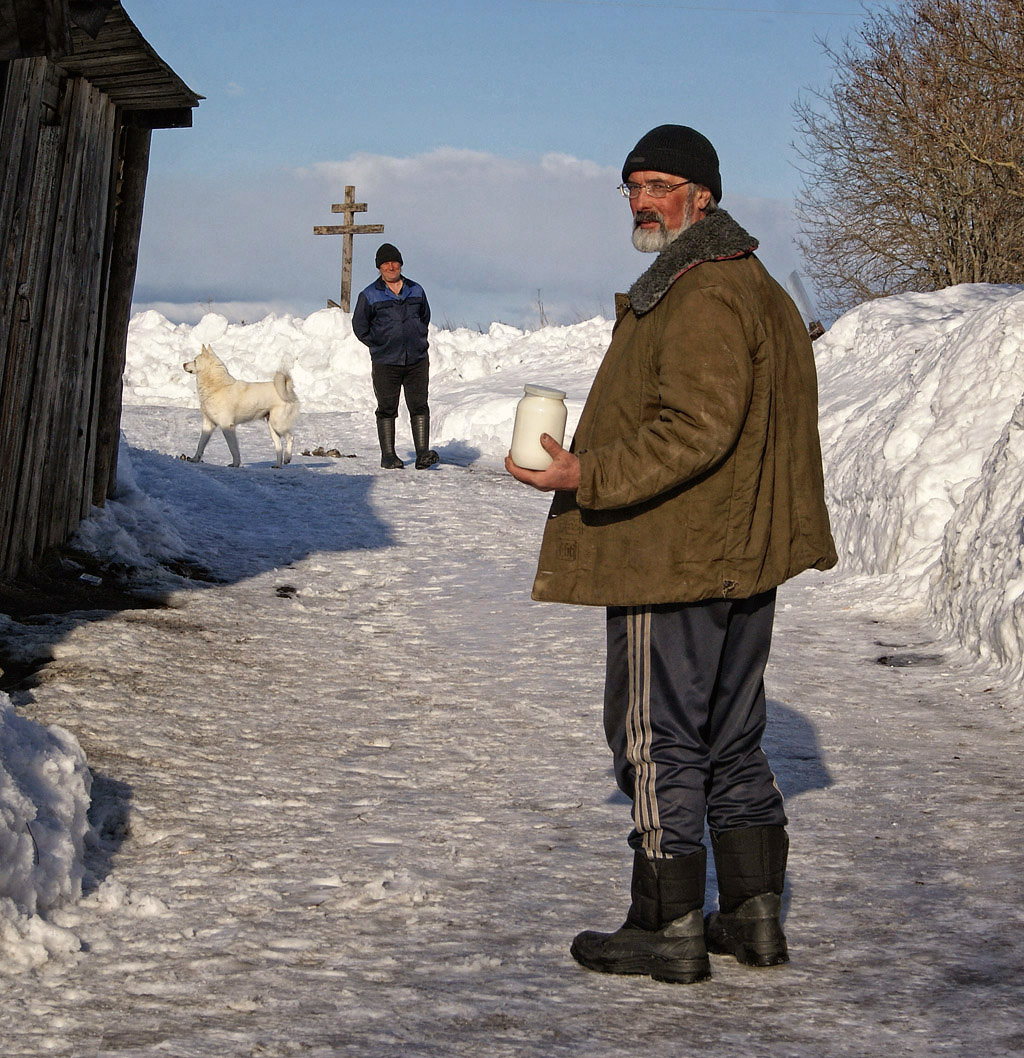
[{"x1": 0, "y1": 440, "x2": 399, "y2": 908}]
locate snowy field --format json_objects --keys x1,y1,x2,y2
[{"x1": 0, "y1": 286, "x2": 1022, "y2": 1056}]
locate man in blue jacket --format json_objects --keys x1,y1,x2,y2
[{"x1": 352, "y1": 243, "x2": 439, "y2": 470}]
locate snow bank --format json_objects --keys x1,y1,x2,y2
[
  {"x1": 0, "y1": 693, "x2": 91, "y2": 967},
  {"x1": 72, "y1": 437, "x2": 195, "y2": 570},
  {"x1": 815, "y1": 283, "x2": 1024, "y2": 679}
]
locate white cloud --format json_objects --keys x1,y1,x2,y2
[{"x1": 135, "y1": 149, "x2": 808, "y2": 329}]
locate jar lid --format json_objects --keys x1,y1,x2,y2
[{"x1": 523, "y1": 383, "x2": 566, "y2": 400}]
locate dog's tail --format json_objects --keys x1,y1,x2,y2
[{"x1": 274, "y1": 371, "x2": 299, "y2": 404}]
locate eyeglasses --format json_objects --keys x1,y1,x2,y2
[{"x1": 617, "y1": 180, "x2": 691, "y2": 199}]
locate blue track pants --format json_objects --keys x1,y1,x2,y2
[{"x1": 603, "y1": 589, "x2": 787, "y2": 858}]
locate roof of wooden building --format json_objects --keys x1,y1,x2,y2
[{"x1": 1, "y1": 0, "x2": 201, "y2": 128}]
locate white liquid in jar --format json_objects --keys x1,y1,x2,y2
[{"x1": 510, "y1": 384, "x2": 567, "y2": 471}]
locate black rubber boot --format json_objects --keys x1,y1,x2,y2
[
  {"x1": 376, "y1": 417, "x2": 404, "y2": 469},
  {"x1": 411, "y1": 413, "x2": 439, "y2": 469},
  {"x1": 705, "y1": 826, "x2": 789, "y2": 967},
  {"x1": 570, "y1": 848, "x2": 711, "y2": 984}
]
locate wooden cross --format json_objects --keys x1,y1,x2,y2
[{"x1": 313, "y1": 186, "x2": 384, "y2": 311}]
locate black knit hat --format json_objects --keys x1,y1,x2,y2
[
  {"x1": 621, "y1": 125, "x2": 722, "y2": 203},
  {"x1": 375, "y1": 243, "x2": 403, "y2": 267}
]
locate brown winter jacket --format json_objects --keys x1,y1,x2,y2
[{"x1": 532, "y1": 209, "x2": 837, "y2": 606}]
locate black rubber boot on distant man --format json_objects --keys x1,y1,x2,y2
[
  {"x1": 411, "y1": 413, "x2": 439, "y2": 469},
  {"x1": 705, "y1": 825, "x2": 789, "y2": 967},
  {"x1": 570, "y1": 848, "x2": 711, "y2": 984},
  {"x1": 377, "y1": 417, "x2": 404, "y2": 469}
]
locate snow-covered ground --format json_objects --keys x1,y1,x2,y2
[{"x1": 1, "y1": 286, "x2": 1023, "y2": 1056}]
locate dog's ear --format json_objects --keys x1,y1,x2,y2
[{"x1": 201, "y1": 344, "x2": 210, "y2": 355}]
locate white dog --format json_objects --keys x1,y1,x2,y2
[{"x1": 183, "y1": 344, "x2": 299, "y2": 468}]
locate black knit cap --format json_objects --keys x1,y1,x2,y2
[
  {"x1": 621, "y1": 125, "x2": 722, "y2": 203},
  {"x1": 375, "y1": 243, "x2": 403, "y2": 267}
]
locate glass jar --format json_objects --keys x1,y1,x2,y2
[{"x1": 510, "y1": 384, "x2": 567, "y2": 471}]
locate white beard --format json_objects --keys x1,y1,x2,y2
[{"x1": 631, "y1": 216, "x2": 691, "y2": 253}]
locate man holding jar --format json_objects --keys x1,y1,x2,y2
[{"x1": 506, "y1": 125, "x2": 836, "y2": 984}]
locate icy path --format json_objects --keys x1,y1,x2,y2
[{"x1": 2, "y1": 409, "x2": 1022, "y2": 1057}]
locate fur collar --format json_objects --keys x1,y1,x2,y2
[{"x1": 627, "y1": 209, "x2": 758, "y2": 316}]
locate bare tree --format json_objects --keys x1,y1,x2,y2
[{"x1": 794, "y1": 0, "x2": 1024, "y2": 319}]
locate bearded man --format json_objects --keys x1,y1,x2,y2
[{"x1": 506, "y1": 125, "x2": 836, "y2": 984}]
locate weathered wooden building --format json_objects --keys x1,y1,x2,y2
[{"x1": 0, "y1": 0, "x2": 198, "y2": 579}]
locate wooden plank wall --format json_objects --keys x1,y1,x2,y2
[
  {"x1": 0, "y1": 57, "x2": 119, "y2": 578},
  {"x1": 93, "y1": 120, "x2": 150, "y2": 505}
]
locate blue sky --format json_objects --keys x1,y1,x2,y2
[{"x1": 127, "y1": 0, "x2": 877, "y2": 328}]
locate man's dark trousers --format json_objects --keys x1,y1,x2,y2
[
  {"x1": 372, "y1": 358, "x2": 429, "y2": 421},
  {"x1": 604, "y1": 588, "x2": 786, "y2": 859}
]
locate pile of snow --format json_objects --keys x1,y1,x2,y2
[
  {"x1": 0, "y1": 691, "x2": 91, "y2": 967},
  {"x1": 71, "y1": 427, "x2": 194, "y2": 570},
  {"x1": 815, "y1": 284, "x2": 1024, "y2": 680}
]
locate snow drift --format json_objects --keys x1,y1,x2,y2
[
  {"x1": 814, "y1": 284, "x2": 1024, "y2": 680},
  {"x1": 0, "y1": 691, "x2": 91, "y2": 967}
]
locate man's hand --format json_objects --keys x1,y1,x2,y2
[{"x1": 505, "y1": 433, "x2": 581, "y2": 492}]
